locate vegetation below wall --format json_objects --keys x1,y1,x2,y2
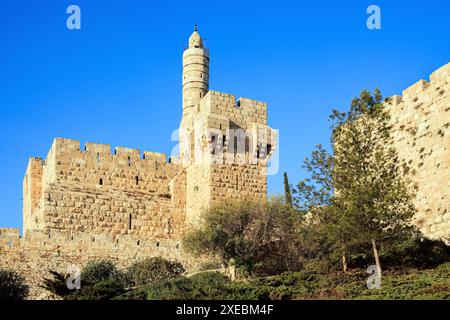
[
  {"x1": 31, "y1": 260, "x2": 450, "y2": 300},
  {"x1": 115, "y1": 263, "x2": 450, "y2": 300}
]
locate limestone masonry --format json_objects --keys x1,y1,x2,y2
[
  {"x1": 0, "y1": 28, "x2": 449, "y2": 299},
  {"x1": 0, "y1": 28, "x2": 275, "y2": 299}
]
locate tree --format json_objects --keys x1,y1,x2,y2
[
  {"x1": 294, "y1": 89, "x2": 417, "y2": 270},
  {"x1": 127, "y1": 257, "x2": 185, "y2": 287},
  {"x1": 183, "y1": 198, "x2": 301, "y2": 275},
  {"x1": 0, "y1": 269, "x2": 29, "y2": 300},
  {"x1": 283, "y1": 172, "x2": 293, "y2": 207}
]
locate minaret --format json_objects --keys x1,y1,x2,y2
[{"x1": 181, "y1": 25, "x2": 209, "y2": 129}]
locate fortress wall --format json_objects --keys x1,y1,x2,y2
[
  {"x1": 210, "y1": 163, "x2": 267, "y2": 203},
  {"x1": 23, "y1": 158, "x2": 44, "y2": 234},
  {"x1": 0, "y1": 228, "x2": 20, "y2": 249},
  {"x1": 204, "y1": 91, "x2": 267, "y2": 130},
  {"x1": 0, "y1": 229, "x2": 186, "y2": 299},
  {"x1": 25, "y1": 138, "x2": 185, "y2": 240},
  {"x1": 386, "y1": 63, "x2": 449, "y2": 240}
]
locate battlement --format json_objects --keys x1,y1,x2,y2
[
  {"x1": 49, "y1": 138, "x2": 171, "y2": 165},
  {"x1": 386, "y1": 62, "x2": 449, "y2": 106},
  {"x1": 207, "y1": 90, "x2": 267, "y2": 109},
  {"x1": 199, "y1": 91, "x2": 268, "y2": 130}
]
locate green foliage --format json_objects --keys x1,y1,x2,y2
[
  {"x1": 293, "y1": 89, "x2": 418, "y2": 269},
  {"x1": 66, "y1": 278, "x2": 126, "y2": 300},
  {"x1": 349, "y1": 237, "x2": 450, "y2": 270},
  {"x1": 283, "y1": 172, "x2": 293, "y2": 207},
  {"x1": 183, "y1": 197, "x2": 301, "y2": 275},
  {"x1": 0, "y1": 269, "x2": 29, "y2": 300},
  {"x1": 40, "y1": 270, "x2": 72, "y2": 297},
  {"x1": 81, "y1": 260, "x2": 122, "y2": 284},
  {"x1": 126, "y1": 257, "x2": 185, "y2": 287},
  {"x1": 117, "y1": 263, "x2": 450, "y2": 300},
  {"x1": 41, "y1": 260, "x2": 127, "y2": 300}
]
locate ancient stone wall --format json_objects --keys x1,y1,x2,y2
[
  {"x1": 23, "y1": 138, "x2": 185, "y2": 241},
  {"x1": 386, "y1": 62, "x2": 449, "y2": 240},
  {"x1": 0, "y1": 229, "x2": 186, "y2": 299}
]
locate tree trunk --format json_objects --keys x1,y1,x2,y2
[
  {"x1": 341, "y1": 255, "x2": 348, "y2": 273},
  {"x1": 371, "y1": 239, "x2": 382, "y2": 280}
]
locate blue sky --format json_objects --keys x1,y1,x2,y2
[{"x1": 0, "y1": 0, "x2": 449, "y2": 229}]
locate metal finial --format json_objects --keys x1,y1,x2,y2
[{"x1": 194, "y1": 24, "x2": 198, "y2": 32}]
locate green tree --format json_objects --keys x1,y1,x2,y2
[
  {"x1": 0, "y1": 269, "x2": 29, "y2": 300},
  {"x1": 294, "y1": 89, "x2": 417, "y2": 270},
  {"x1": 283, "y1": 172, "x2": 293, "y2": 207},
  {"x1": 183, "y1": 198, "x2": 300, "y2": 275}
]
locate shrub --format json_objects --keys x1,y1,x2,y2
[
  {"x1": 126, "y1": 257, "x2": 185, "y2": 287},
  {"x1": 183, "y1": 198, "x2": 301, "y2": 276},
  {"x1": 42, "y1": 260, "x2": 127, "y2": 300},
  {"x1": 41, "y1": 270, "x2": 72, "y2": 297},
  {"x1": 347, "y1": 237, "x2": 450, "y2": 270},
  {"x1": 66, "y1": 278, "x2": 126, "y2": 300},
  {"x1": 81, "y1": 260, "x2": 121, "y2": 284},
  {"x1": 0, "y1": 269, "x2": 29, "y2": 300}
]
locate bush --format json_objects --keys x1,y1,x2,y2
[
  {"x1": 126, "y1": 257, "x2": 185, "y2": 287},
  {"x1": 0, "y1": 269, "x2": 29, "y2": 300},
  {"x1": 81, "y1": 260, "x2": 122, "y2": 284},
  {"x1": 66, "y1": 278, "x2": 127, "y2": 300},
  {"x1": 183, "y1": 198, "x2": 301, "y2": 276},
  {"x1": 41, "y1": 260, "x2": 127, "y2": 300},
  {"x1": 347, "y1": 237, "x2": 450, "y2": 270}
]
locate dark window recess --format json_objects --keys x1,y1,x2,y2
[
  {"x1": 97, "y1": 153, "x2": 100, "y2": 163},
  {"x1": 129, "y1": 214, "x2": 132, "y2": 230},
  {"x1": 128, "y1": 156, "x2": 131, "y2": 167},
  {"x1": 136, "y1": 176, "x2": 139, "y2": 185},
  {"x1": 267, "y1": 144, "x2": 272, "y2": 155},
  {"x1": 156, "y1": 241, "x2": 160, "y2": 248},
  {"x1": 99, "y1": 178, "x2": 103, "y2": 186},
  {"x1": 234, "y1": 136, "x2": 238, "y2": 154},
  {"x1": 245, "y1": 137, "x2": 250, "y2": 154},
  {"x1": 137, "y1": 240, "x2": 140, "y2": 246}
]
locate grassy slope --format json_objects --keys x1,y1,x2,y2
[{"x1": 116, "y1": 262, "x2": 450, "y2": 300}]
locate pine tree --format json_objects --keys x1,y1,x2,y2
[
  {"x1": 283, "y1": 172, "x2": 293, "y2": 207},
  {"x1": 294, "y1": 89, "x2": 417, "y2": 269}
]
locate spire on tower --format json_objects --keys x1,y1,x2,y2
[{"x1": 188, "y1": 26, "x2": 203, "y2": 48}]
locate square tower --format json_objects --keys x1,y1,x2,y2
[{"x1": 180, "y1": 27, "x2": 276, "y2": 228}]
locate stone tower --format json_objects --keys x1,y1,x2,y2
[
  {"x1": 180, "y1": 26, "x2": 210, "y2": 154},
  {"x1": 178, "y1": 27, "x2": 275, "y2": 228}
]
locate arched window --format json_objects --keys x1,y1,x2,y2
[{"x1": 245, "y1": 137, "x2": 250, "y2": 154}]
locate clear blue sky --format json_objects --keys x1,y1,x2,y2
[{"x1": 0, "y1": 0, "x2": 449, "y2": 229}]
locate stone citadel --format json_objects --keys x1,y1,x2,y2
[{"x1": 0, "y1": 28, "x2": 449, "y2": 299}]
